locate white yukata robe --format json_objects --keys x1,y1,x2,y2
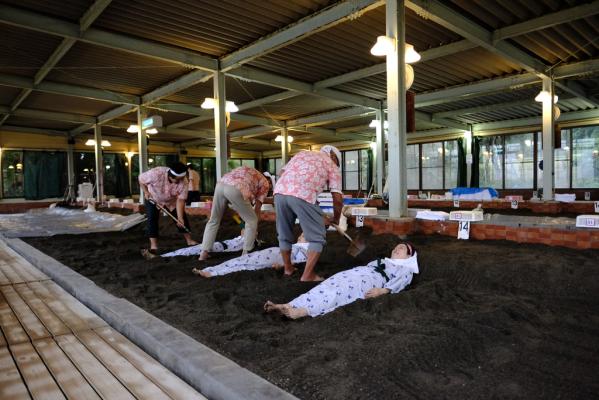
[
  {"x1": 202, "y1": 242, "x2": 309, "y2": 277},
  {"x1": 289, "y1": 253, "x2": 419, "y2": 317},
  {"x1": 162, "y1": 236, "x2": 244, "y2": 257}
]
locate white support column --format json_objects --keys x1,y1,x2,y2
[
  {"x1": 386, "y1": 0, "x2": 408, "y2": 217},
  {"x1": 280, "y1": 125, "x2": 289, "y2": 166},
  {"x1": 137, "y1": 107, "x2": 148, "y2": 203},
  {"x1": 214, "y1": 72, "x2": 228, "y2": 179},
  {"x1": 375, "y1": 106, "x2": 385, "y2": 194},
  {"x1": 464, "y1": 128, "x2": 473, "y2": 186},
  {"x1": 93, "y1": 124, "x2": 104, "y2": 203},
  {"x1": 541, "y1": 77, "x2": 555, "y2": 200},
  {"x1": 66, "y1": 137, "x2": 76, "y2": 200}
]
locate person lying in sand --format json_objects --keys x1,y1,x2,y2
[
  {"x1": 162, "y1": 230, "x2": 245, "y2": 257},
  {"x1": 192, "y1": 234, "x2": 308, "y2": 278},
  {"x1": 264, "y1": 241, "x2": 418, "y2": 319}
]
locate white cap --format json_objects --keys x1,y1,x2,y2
[{"x1": 320, "y1": 145, "x2": 342, "y2": 167}]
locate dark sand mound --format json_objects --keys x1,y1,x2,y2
[{"x1": 25, "y1": 215, "x2": 599, "y2": 400}]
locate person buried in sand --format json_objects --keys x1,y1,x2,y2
[
  {"x1": 138, "y1": 162, "x2": 196, "y2": 259},
  {"x1": 198, "y1": 165, "x2": 270, "y2": 261},
  {"x1": 273, "y1": 145, "x2": 344, "y2": 282},
  {"x1": 192, "y1": 233, "x2": 308, "y2": 278},
  {"x1": 264, "y1": 241, "x2": 418, "y2": 319},
  {"x1": 162, "y1": 227, "x2": 246, "y2": 257}
]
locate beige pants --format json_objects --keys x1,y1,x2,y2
[{"x1": 201, "y1": 183, "x2": 258, "y2": 252}]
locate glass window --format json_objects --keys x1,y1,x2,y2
[
  {"x1": 2, "y1": 150, "x2": 24, "y2": 197},
  {"x1": 360, "y1": 149, "x2": 370, "y2": 190},
  {"x1": 149, "y1": 154, "x2": 177, "y2": 167},
  {"x1": 444, "y1": 140, "x2": 459, "y2": 189},
  {"x1": 407, "y1": 144, "x2": 419, "y2": 190},
  {"x1": 227, "y1": 159, "x2": 241, "y2": 171},
  {"x1": 343, "y1": 150, "x2": 359, "y2": 190},
  {"x1": 479, "y1": 136, "x2": 503, "y2": 189},
  {"x1": 505, "y1": 133, "x2": 534, "y2": 188},
  {"x1": 422, "y1": 142, "x2": 443, "y2": 189},
  {"x1": 131, "y1": 154, "x2": 140, "y2": 195},
  {"x1": 201, "y1": 158, "x2": 216, "y2": 194},
  {"x1": 537, "y1": 130, "x2": 570, "y2": 189},
  {"x1": 103, "y1": 153, "x2": 130, "y2": 197},
  {"x1": 572, "y1": 126, "x2": 599, "y2": 188},
  {"x1": 75, "y1": 152, "x2": 96, "y2": 185},
  {"x1": 241, "y1": 159, "x2": 256, "y2": 168}
]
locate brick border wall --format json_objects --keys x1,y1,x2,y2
[{"x1": 406, "y1": 199, "x2": 596, "y2": 214}]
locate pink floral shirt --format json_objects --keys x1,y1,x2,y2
[
  {"x1": 138, "y1": 167, "x2": 188, "y2": 209},
  {"x1": 220, "y1": 166, "x2": 270, "y2": 204},
  {"x1": 274, "y1": 151, "x2": 342, "y2": 204}
]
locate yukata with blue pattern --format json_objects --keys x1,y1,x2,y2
[
  {"x1": 202, "y1": 242, "x2": 309, "y2": 277},
  {"x1": 288, "y1": 253, "x2": 419, "y2": 317},
  {"x1": 162, "y1": 236, "x2": 244, "y2": 257}
]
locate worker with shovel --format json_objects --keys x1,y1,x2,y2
[
  {"x1": 139, "y1": 162, "x2": 196, "y2": 259},
  {"x1": 273, "y1": 145, "x2": 345, "y2": 282}
]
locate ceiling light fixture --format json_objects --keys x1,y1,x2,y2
[
  {"x1": 201, "y1": 98, "x2": 239, "y2": 113},
  {"x1": 370, "y1": 36, "x2": 420, "y2": 63},
  {"x1": 275, "y1": 135, "x2": 294, "y2": 143},
  {"x1": 145, "y1": 128, "x2": 158, "y2": 134},
  {"x1": 534, "y1": 90, "x2": 558, "y2": 104},
  {"x1": 85, "y1": 139, "x2": 111, "y2": 147},
  {"x1": 127, "y1": 124, "x2": 140, "y2": 133}
]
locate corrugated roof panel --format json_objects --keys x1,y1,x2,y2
[
  {"x1": 0, "y1": 24, "x2": 64, "y2": 78},
  {"x1": 1, "y1": 0, "x2": 95, "y2": 23},
  {"x1": 20, "y1": 92, "x2": 116, "y2": 116},
  {"x1": 95, "y1": 0, "x2": 334, "y2": 57},
  {"x1": 0, "y1": 86, "x2": 21, "y2": 105},
  {"x1": 248, "y1": 6, "x2": 462, "y2": 82},
  {"x1": 242, "y1": 94, "x2": 347, "y2": 120},
  {"x1": 45, "y1": 42, "x2": 192, "y2": 95},
  {"x1": 6, "y1": 115, "x2": 75, "y2": 130}
]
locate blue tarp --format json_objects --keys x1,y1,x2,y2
[{"x1": 451, "y1": 187, "x2": 499, "y2": 198}]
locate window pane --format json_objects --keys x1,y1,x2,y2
[
  {"x1": 505, "y1": 133, "x2": 534, "y2": 188},
  {"x1": 537, "y1": 130, "x2": 570, "y2": 189},
  {"x1": 479, "y1": 136, "x2": 503, "y2": 189},
  {"x1": 572, "y1": 126, "x2": 599, "y2": 188},
  {"x1": 2, "y1": 150, "x2": 24, "y2": 197},
  {"x1": 75, "y1": 152, "x2": 96, "y2": 185},
  {"x1": 360, "y1": 149, "x2": 370, "y2": 190},
  {"x1": 241, "y1": 159, "x2": 255, "y2": 168},
  {"x1": 131, "y1": 154, "x2": 140, "y2": 194},
  {"x1": 227, "y1": 159, "x2": 241, "y2": 172},
  {"x1": 407, "y1": 144, "x2": 419, "y2": 190},
  {"x1": 343, "y1": 151, "x2": 359, "y2": 190},
  {"x1": 422, "y1": 142, "x2": 443, "y2": 189},
  {"x1": 444, "y1": 140, "x2": 459, "y2": 189},
  {"x1": 201, "y1": 158, "x2": 216, "y2": 194}
]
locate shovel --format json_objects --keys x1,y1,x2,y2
[
  {"x1": 148, "y1": 199, "x2": 191, "y2": 234},
  {"x1": 331, "y1": 224, "x2": 366, "y2": 257}
]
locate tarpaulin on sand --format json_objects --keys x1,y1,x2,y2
[{"x1": 0, "y1": 207, "x2": 146, "y2": 238}]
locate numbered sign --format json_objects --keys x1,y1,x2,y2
[
  {"x1": 453, "y1": 199, "x2": 460, "y2": 208},
  {"x1": 457, "y1": 221, "x2": 470, "y2": 240},
  {"x1": 595, "y1": 201, "x2": 599, "y2": 213},
  {"x1": 511, "y1": 200, "x2": 519, "y2": 209},
  {"x1": 355, "y1": 215, "x2": 364, "y2": 227},
  {"x1": 585, "y1": 192, "x2": 591, "y2": 201}
]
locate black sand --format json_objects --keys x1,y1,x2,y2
[{"x1": 25, "y1": 214, "x2": 599, "y2": 399}]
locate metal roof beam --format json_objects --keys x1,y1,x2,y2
[
  {"x1": 473, "y1": 109, "x2": 599, "y2": 132},
  {"x1": 287, "y1": 106, "x2": 374, "y2": 127},
  {"x1": 406, "y1": 0, "x2": 549, "y2": 76},
  {"x1": 493, "y1": 1, "x2": 599, "y2": 42},
  {"x1": 220, "y1": 0, "x2": 383, "y2": 71},
  {"x1": 0, "y1": 0, "x2": 112, "y2": 128},
  {"x1": 432, "y1": 99, "x2": 540, "y2": 119},
  {"x1": 0, "y1": 4, "x2": 218, "y2": 71},
  {"x1": 554, "y1": 80, "x2": 599, "y2": 108}
]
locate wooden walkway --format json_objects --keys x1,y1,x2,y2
[{"x1": 0, "y1": 241, "x2": 207, "y2": 400}]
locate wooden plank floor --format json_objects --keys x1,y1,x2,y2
[{"x1": 0, "y1": 243, "x2": 207, "y2": 400}]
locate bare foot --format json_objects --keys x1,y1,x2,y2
[
  {"x1": 191, "y1": 267, "x2": 212, "y2": 278},
  {"x1": 264, "y1": 300, "x2": 282, "y2": 313},
  {"x1": 284, "y1": 266, "x2": 297, "y2": 276},
  {"x1": 300, "y1": 274, "x2": 324, "y2": 282},
  {"x1": 187, "y1": 240, "x2": 198, "y2": 246},
  {"x1": 272, "y1": 264, "x2": 284, "y2": 270},
  {"x1": 198, "y1": 251, "x2": 210, "y2": 261},
  {"x1": 263, "y1": 301, "x2": 308, "y2": 319}
]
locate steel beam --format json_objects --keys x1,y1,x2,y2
[
  {"x1": 287, "y1": 106, "x2": 373, "y2": 127},
  {"x1": 493, "y1": 1, "x2": 599, "y2": 42},
  {"x1": 94, "y1": 124, "x2": 104, "y2": 202},
  {"x1": 432, "y1": 99, "x2": 539, "y2": 119},
  {"x1": 220, "y1": 0, "x2": 383, "y2": 71}
]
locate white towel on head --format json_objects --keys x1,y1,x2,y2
[{"x1": 320, "y1": 145, "x2": 342, "y2": 167}]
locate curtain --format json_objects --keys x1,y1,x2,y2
[
  {"x1": 470, "y1": 136, "x2": 481, "y2": 188},
  {"x1": 24, "y1": 151, "x2": 67, "y2": 200},
  {"x1": 457, "y1": 137, "x2": 467, "y2": 187}
]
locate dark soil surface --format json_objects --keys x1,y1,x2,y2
[{"x1": 25, "y1": 214, "x2": 599, "y2": 400}]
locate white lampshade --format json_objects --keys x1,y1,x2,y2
[
  {"x1": 405, "y1": 64, "x2": 414, "y2": 90},
  {"x1": 405, "y1": 44, "x2": 421, "y2": 64},
  {"x1": 225, "y1": 101, "x2": 239, "y2": 113},
  {"x1": 201, "y1": 97, "x2": 216, "y2": 109},
  {"x1": 369, "y1": 120, "x2": 389, "y2": 129},
  {"x1": 145, "y1": 128, "x2": 158, "y2": 134},
  {"x1": 274, "y1": 135, "x2": 294, "y2": 143},
  {"x1": 370, "y1": 36, "x2": 394, "y2": 56},
  {"x1": 534, "y1": 90, "x2": 558, "y2": 103},
  {"x1": 554, "y1": 105, "x2": 561, "y2": 120},
  {"x1": 127, "y1": 124, "x2": 140, "y2": 133},
  {"x1": 85, "y1": 139, "x2": 111, "y2": 147}
]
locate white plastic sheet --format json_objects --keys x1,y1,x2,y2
[{"x1": 0, "y1": 207, "x2": 146, "y2": 237}]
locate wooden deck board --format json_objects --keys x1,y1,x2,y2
[
  {"x1": 95, "y1": 326, "x2": 207, "y2": 400},
  {"x1": 33, "y1": 338, "x2": 101, "y2": 400},
  {"x1": 0, "y1": 243, "x2": 49, "y2": 283},
  {"x1": 10, "y1": 342, "x2": 65, "y2": 400},
  {"x1": 76, "y1": 330, "x2": 171, "y2": 400},
  {"x1": 0, "y1": 286, "x2": 49, "y2": 341},
  {"x1": 13, "y1": 285, "x2": 69, "y2": 338},
  {"x1": 55, "y1": 334, "x2": 136, "y2": 400},
  {"x1": 0, "y1": 267, "x2": 11, "y2": 286},
  {"x1": 38, "y1": 282, "x2": 105, "y2": 331},
  {"x1": 0, "y1": 292, "x2": 29, "y2": 345},
  {"x1": 0, "y1": 346, "x2": 31, "y2": 400},
  {"x1": 0, "y1": 261, "x2": 25, "y2": 285}
]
